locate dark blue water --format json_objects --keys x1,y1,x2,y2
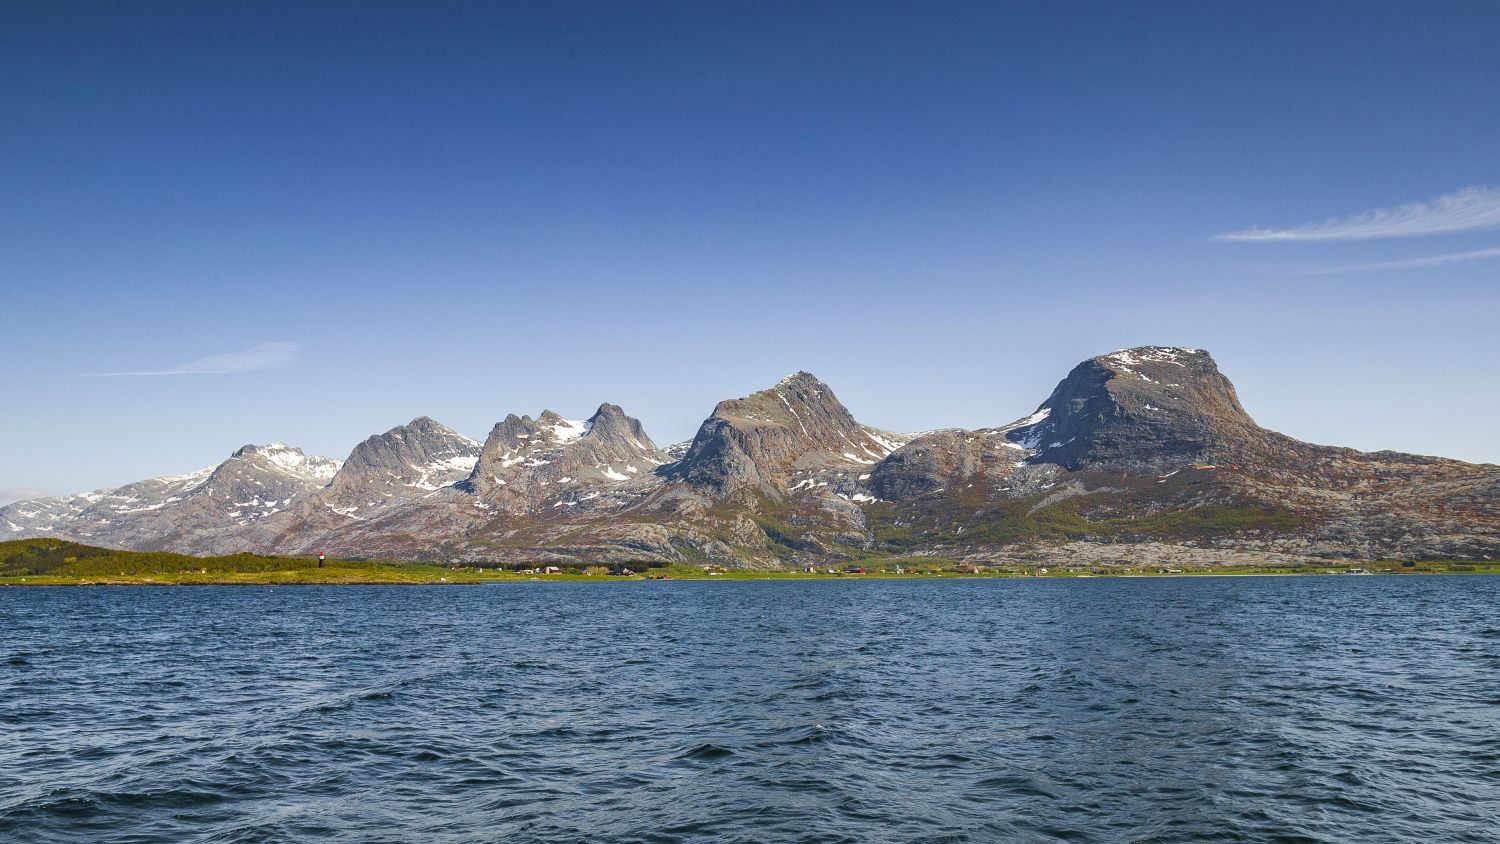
[{"x1": 2, "y1": 577, "x2": 1498, "y2": 843}]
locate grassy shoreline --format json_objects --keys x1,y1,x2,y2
[
  {"x1": 5, "y1": 562, "x2": 1499, "y2": 587},
  {"x1": 4, "y1": 538, "x2": 1496, "y2": 586}
]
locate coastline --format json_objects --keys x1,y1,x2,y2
[
  {"x1": 5, "y1": 565, "x2": 1497, "y2": 587},
  {"x1": 5, "y1": 538, "x2": 1495, "y2": 586}
]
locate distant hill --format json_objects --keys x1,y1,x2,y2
[{"x1": 0, "y1": 538, "x2": 314, "y2": 578}]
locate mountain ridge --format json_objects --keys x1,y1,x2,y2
[{"x1": 5, "y1": 346, "x2": 1497, "y2": 567}]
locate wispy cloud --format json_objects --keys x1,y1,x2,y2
[
  {"x1": 84, "y1": 342, "x2": 300, "y2": 376},
  {"x1": 1273, "y1": 245, "x2": 1500, "y2": 276},
  {"x1": 0, "y1": 487, "x2": 52, "y2": 505},
  {"x1": 1217, "y1": 186, "x2": 1500, "y2": 242}
]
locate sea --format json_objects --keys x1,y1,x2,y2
[{"x1": 2, "y1": 576, "x2": 1497, "y2": 842}]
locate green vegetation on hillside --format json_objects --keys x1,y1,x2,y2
[
  {"x1": 865, "y1": 491, "x2": 1306, "y2": 552},
  {"x1": 2, "y1": 538, "x2": 302, "y2": 577},
  {"x1": 0, "y1": 538, "x2": 460, "y2": 584}
]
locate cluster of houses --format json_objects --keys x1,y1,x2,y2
[
  {"x1": 799, "y1": 565, "x2": 871, "y2": 574},
  {"x1": 514, "y1": 566, "x2": 564, "y2": 575},
  {"x1": 512, "y1": 565, "x2": 643, "y2": 576}
]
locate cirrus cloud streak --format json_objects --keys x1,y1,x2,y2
[
  {"x1": 1218, "y1": 186, "x2": 1500, "y2": 242},
  {"x1": 83, "y1": 342, "x2": 301, "y2": 376},
  {"x1": 1273, "y1": 245, "x2": 1500, "y2": 276}
]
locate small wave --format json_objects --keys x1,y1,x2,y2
[{"x1": 677, "y1": 743, "x2": 735, "y2": 760}]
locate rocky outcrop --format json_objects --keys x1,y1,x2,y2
[
  {"x1": 868, "y1": 429, "x2": 1025, "y2": 500},
  {"x1": 462, "y1": 403, "x2": 671, "y2": 513},
  {"x1": 666, "y1": 372, "x2": 906, "y2": 499},
  {"x1": 315, "y1": 417, "x2": 479, "y2": 513},
  {"x1": 1008, "y1": 346, "x2": 1263, "y2": 472},
  {"x1": 197, "y1": 444, "x2": 341, "y2": 518}
]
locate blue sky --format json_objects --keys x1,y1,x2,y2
[{"x1": 3, "y1": 1, "x2": 1498, "y2": 501}]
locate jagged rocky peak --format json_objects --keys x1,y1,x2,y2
[
  {"x1": 199, "y1": 444, "x2": 341, "y2": 513},
  {"x1": 474, "y1": 410, "x2": 589, "y2": 462},
  {"x1": 473, "y1": 403, "x2": 659, "y2": 459},
  {"x1": 337, "y1": 417, "x2": 478, "y2": 479},
  {"x1": 1006, "y1": 345, "x2": 1263, "y2": 472},
  {"x1": 586, "y1": 402, "x2": 658, "y2": 452},
  {"x1": 668, "y1": 371, "x2": 907, "y2": 498},
  {"x1": 328, "y1": 416, "x2": 480, "y2": 495},
  {"x1": 464, "y1": 402, "x2": 670, "y2": 504},
  {"x1": 535, "y1": 410, "x2": 593, "y2": 444}
]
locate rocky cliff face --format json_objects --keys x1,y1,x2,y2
[
  {"x1": 462, "y1": 403, "x2": 671, "y2": 512},
  {"x1": 5, "y1": 347, "x2": 1498, "y2": 566},
  {"x1": 198, "y1": 444, "x2": 342, "y2": 521},
  {"x1": 666, "y1": 372, "x2": 906, "y2": 499},
  {"x1": 317, "y1": 417, "x2": 480, "y2": 514},
  {"x1": 868, "y1": 347, "x2": 1291, "y2": 504},
  {"x1": 1012, "y1": 347, "x2": 1264, "y2": 472},
  {"x1": 868, "y1": 429, "x2": 1026, "y2": 500}
]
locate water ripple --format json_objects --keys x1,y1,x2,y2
[{"x1": 2, "y1": 577, "x2": 1498, "y2": 841}]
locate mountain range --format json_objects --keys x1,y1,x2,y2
[{"x1": 5, "y1": 346, "x2": 1497, "y2": 568}]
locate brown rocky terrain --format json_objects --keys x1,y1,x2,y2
[{"x1": 5, "y1": 347, "x2": 1496, "y2": 567}]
